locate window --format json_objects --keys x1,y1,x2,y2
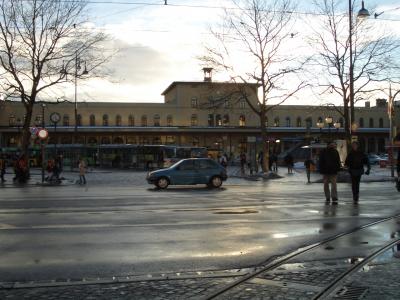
[
  {"x1": 239, "y1": 98, "x2": 246, "y2": 109},
  {"x1": 208, "y1": 114, "x2": 214, "y2": 127},
  {"x1": 178, "y1": 160, "x2": 195, "y2": 170},
  {"x1": 128, "y1": 115, "x2": 134, "y2": 126},
  {"x1": 166, "y1": 115, "x2": 173, "y2": 127},
  {"x1": 191, "y1": 114, "x2": 198, "y2": 126},
  {"x1": 191, "y1": 97, "x2": 198, "y2": 108},
  {"x1": 152, "y1": 136, "x2": 161, "y2": 144},
  {"x1": 141, "y1": 115, "x2": 147, "y2": 127},
  {"x1": 90, "y1": 114, "x2": 96, "y2": 126},
  {"x1": 116, "y1": 115, "x2": 122, "y2": 126},
  {"x1": 274, "y1": 117, "x2": 280, "y2": 127},
  {"x1": 296, "y1": 117, "x2": 302, "y2": 127},
  {"x1": 113, "y1": 137, "x2": 124, "y2": 144},
  {"x1": 9, "y1": 115, "x2": 15, "y2": 126},
  {"x1": 76, "y1": 114, "x2": 82, "y2": 126},
  {"x1": 102, "y1": 114, "x2": 108, "y2": 126},
  {"x1": 88, "y1": 137, "x2": 97, "y2": 144},
  {"x1": 34, "y1": 115, "x2": 42, "y2": 126},
  {"x1": 286, "y1": 117, "x2": 291, "y2": 127},
  {"x1": 359, "y1": 117, "x2": 364, "y2": 128},
  {"x1": 197, "y1": 159, "x2": 218, "y2": 169},
  {"x1": 224, "y1": 100, "x2": 230, "y2": 108},
  {"x1": 166, "y1": 136, "x2": 175, "y2": 144},
  {"x1": 216, "y1": 114, "x2": 222, "y2": 126},
  {"x1": 192, "y1": 136, "x2": 200, "y2": 146},
  {"x1": 369, "y1": 118, "x2": 374, "y2": 128},
  {"x1": 63, "y1": 114, "x2": 69, "y2": 126},
  {"x1": 379, "y1": 118, "x2": 384, "y2": 128},
  {"x1": 223, "y1": 114, "x2": 230, "y2": 126},
  {"x1": 101, "y1": 137, "x2": 110, "y2": 144},
  {"x1": 305, "y1": 117, "x2": 312, "y2": 129},
  {"x1": 154, "y1": 114, "x2": 160, "y2": 126},
  {"x1": 239, "y1": 115, "x2": 246, "y2": 127}
]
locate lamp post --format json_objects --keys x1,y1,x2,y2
[
  {"x1": 349, "y1": 1, "x2": 370, "y2": 138},
  {"x1": 40, "y1": 103, "x2": 46, "y2": 183},
  {"x1": 61, "y1": 52, "x2": 88, "y2": 144},
  {"x1": 50, "y1": 112, "x2": 61, "y2": 156}
]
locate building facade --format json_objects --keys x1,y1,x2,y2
[{"x1": 0, "y1": 77, "x2": 395, "y2": 156}]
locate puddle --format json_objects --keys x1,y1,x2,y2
[{"x1": 214, "y1": 210, "x2": 259, "y2": 215}]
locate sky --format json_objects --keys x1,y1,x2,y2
[{"x1": 57, "y1": 0, "x2": 400, "y2": 105}]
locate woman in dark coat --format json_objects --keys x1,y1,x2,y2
[{"x1": 345, "y1": 141, "x2": 370, "y2": 203}]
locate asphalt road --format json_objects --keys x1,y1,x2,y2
[{"x1": 0, "y1": 170, "x2": 399, "y2": 283}]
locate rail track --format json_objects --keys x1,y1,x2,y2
[{"x1": 204, "y1": 213, "x2": 400, "y2": 300}]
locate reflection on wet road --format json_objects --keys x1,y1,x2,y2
[{"x1": 0, "y1": 178, "x2": 399, "y2": 283}]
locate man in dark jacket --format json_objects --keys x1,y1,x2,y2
[
  {"x1": 345, "y1": 141, "x2": 370, "y2": 203},
  {"x1": 319, "y1": 141, "x2": 341, "y2": 204}
]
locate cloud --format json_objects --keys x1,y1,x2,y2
[{"x1": 108, "y1": 39, "x2": 171, "y2": 83}]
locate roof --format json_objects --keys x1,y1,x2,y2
[{"x1": 161, "y1": 81, "x2": 259, "y2": 96}]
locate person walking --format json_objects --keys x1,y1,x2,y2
[
  {"x1": 78, "y1": 158, "x2": 87, "y2": 185},
  {"x1": 284, "y1": 153, "x2": 294, "y2": 174},
  {"x1": 240, "y1": 152, "x2": 247, "y2": 176},
  {"x1": 271, "y1": 153, "x2": 278, "y2": 172},
  {"x1": 0, "y1": 155, "x2": 6, "y2": 183},
  {"x1": 319, "y1": 141, "x2": 341, "y2": 205},
  {"x1": 304, "y1": 155, "x2": 315, "y2": 184},
  {"x1": 345, "y1": 141, "x2": 370, "y2": 204}
]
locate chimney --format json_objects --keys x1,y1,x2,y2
[
  {"x1": 202, "y1": 67, "x2": 213, "y2": 82},
  {"x1": 365, "y1": 101, "x2": 370, "y2": 108}
]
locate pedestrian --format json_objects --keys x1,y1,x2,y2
[
  {"x1": 240, "y1": 152, "x2": 247, "y2": 176},
  {"x1": 345, "y1": 141, "x2": 370, "y2": 204},
  {"x1": 0, "y1": 154, "x2": 6, "y2": 183},
  {"x1": 257, "y1": 151, "x2": 264, "y2": 172},
  {"x1": 219, "y1": 153, "x2": 228, "y2": 169},
  {"x1": 271, "y1": 153, "x2": 278, "y2": 172},
  {"x1": 304, "y1": 155, "x2": 315, "y2": 184},
  {"x1": 78, "y1": 158, "x2": 87, "y2": 184},
  {"x1": 318, "y1": 141, "x2": 341, "y2": 205},
  {"x1": 284, "y1": 153, "x2": 294, "y2": 174}
]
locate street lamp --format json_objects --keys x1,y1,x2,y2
[
  {"x1": 334, "y1": 122, "x2": 341, "y2": 131},
  {"x1": 316, "y1": 121, "x2": 324, "y2": 131},
  {"x1": 61, "y1": 52, "x2": 88, "y2": 144},
  {"x1": 349, "y1": 1, "x2": 370, "y2": 138},
  {"x1": 40, "y1": 103, "x2": 46, "y2": 183}
]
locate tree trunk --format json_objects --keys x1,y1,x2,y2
[
  {"x1": 343, "y1": 97, "x2": 351, "y2": 144},
  {"x1": 20, "y1": 103, "x2": 33, "y2": 156},
  {"x1": 260, "y1": 110, "x2": 269, "y2": 172}
]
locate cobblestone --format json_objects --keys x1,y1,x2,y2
[
  {"x1": 331, "y1": 250, "x2": 400, "y2": 300},
  {"x1": 0, "y1": 277, "x2": 237, "y2": 300}
]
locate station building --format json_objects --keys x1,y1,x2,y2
[{"x1": 0, "y1": 71, "x2": 395, "y2": 156}]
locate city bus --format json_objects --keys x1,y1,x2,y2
[{"x1": 97, "y1": 145, "x2": 207, "y2": 169}]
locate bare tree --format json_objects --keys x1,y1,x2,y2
[
  {"x1": 308, "y1": 0, "x2": 400, "y2": 141},
  {"x1": 0, "y1": 0, "x2": 109, "y2": 155},
  {"x1": 200, "y1": 0, "x2": 307, "y2": 172}
]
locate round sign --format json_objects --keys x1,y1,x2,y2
[
  {"x1": 37, "y1": 129, "x2": 49, "y2": 140},
  {"x1": 50, "y1": 112, "x2": 61, "y2": 124}
]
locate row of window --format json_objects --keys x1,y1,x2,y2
[
  {"x1": 190, "y1": 97, "x2": 247, "y2": 109},
  {"x1": 8, "y1": 114, "x2": 386, "y2": 128}
]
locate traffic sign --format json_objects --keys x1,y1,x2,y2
[{"x1": 37, "y1": 129, "x2": 49, "y2": 140}]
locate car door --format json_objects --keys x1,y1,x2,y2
[
  {"x1": 171, "y1": 160, "x2": 197, "y2": 185},
  {"x1": 195, "y1": 159, "x2": 217, "y2": 184}
]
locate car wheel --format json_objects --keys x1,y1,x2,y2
[
  {"x1": 209, "y1": 176, "x2": 223, "y2": 188},
  {"x1": 156, "y1": 177, "x2": 169, "y2": 189}
]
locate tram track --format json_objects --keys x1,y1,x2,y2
[{"x1": 204, "y1": 212, "x2": 400, "y2": 300}]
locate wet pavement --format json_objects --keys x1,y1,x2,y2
[{"x1": 0, "y1": 167, "x2": 399, "y2": 299}]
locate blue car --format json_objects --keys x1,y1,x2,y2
[{"x1": 146, "y1": 158, "x2": 228, "y2": 189}]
